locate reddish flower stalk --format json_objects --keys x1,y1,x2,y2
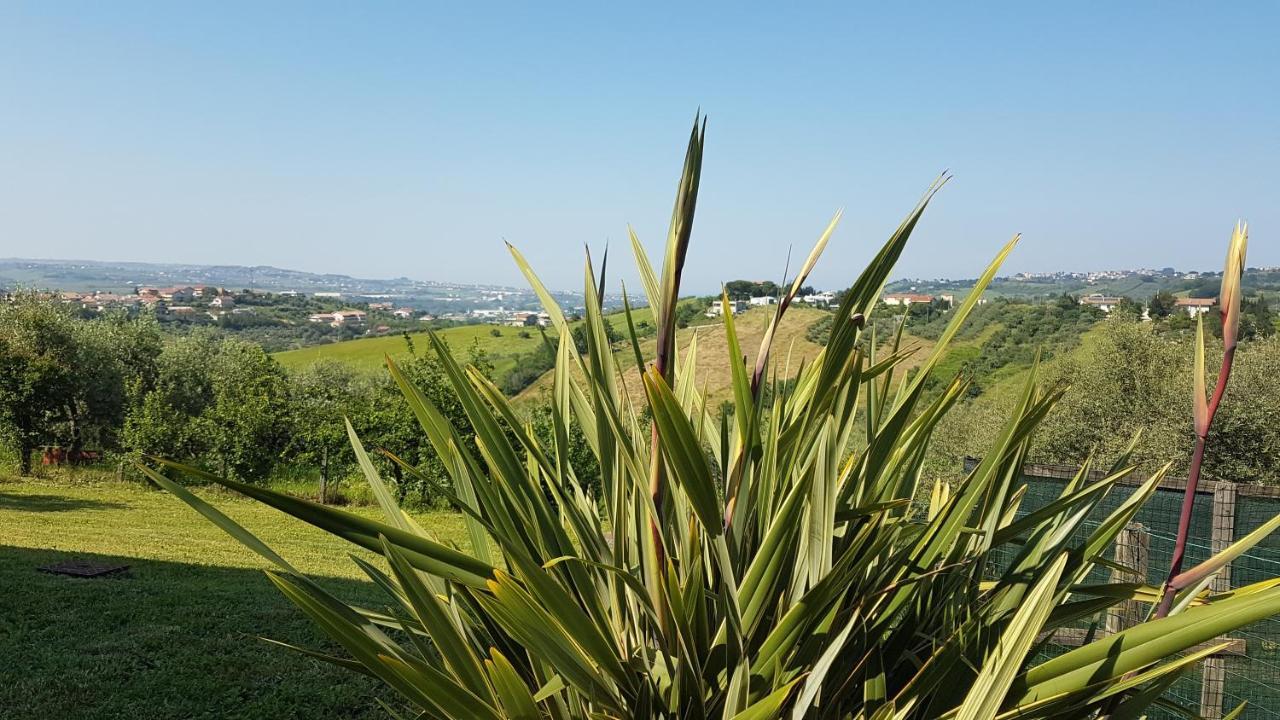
[{"x1": 1155, "y1": 221, "x2": 1248, "y2": 618}]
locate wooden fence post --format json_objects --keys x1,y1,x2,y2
[
  {"x1": 1107, "y1": 523, "x2": 1149, "y2": 635},
  {"x1": 1201, "y1": 482, "x2": 1238, "y2": 719}
]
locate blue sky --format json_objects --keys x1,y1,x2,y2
[{"x1": 1, "y1": 2, "x2": 1277, "y2": 292}]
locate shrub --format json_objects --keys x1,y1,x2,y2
[{"x1": 147, "y1": 119, "x2": 1279, "y2": 718}]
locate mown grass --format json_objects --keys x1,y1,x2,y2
[{"x1": 0, "y1": 476, "x2": 467, "y2": 719}]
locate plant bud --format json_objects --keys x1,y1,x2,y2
[
  {"x1": 1193, "y1": 315, "x2": 1208, "y2": 436},
  {"x1": 1219, "y1": 221, "x2": 1249, "y2": 349}
]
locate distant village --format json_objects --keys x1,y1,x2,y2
[
  {"x1": 19, "y1": 260, "x2": 1258, "y2": 345},
  {"x1": 36, "y1": 283, "x2": 564, "y2": 336}
]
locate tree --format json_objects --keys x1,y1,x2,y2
[
  {"x1": 287, "y1": 359, "x2": 373, "y2": 501},
  {"x1": 66, "y1": 312, "x2": 161, "y2": 453},
  {"x1": 724, "y1": 279, "x2": 780, "y2": 300},
  {"x1": 124, "y1": 332, "x2": 220, "y2": 468},
  {"x1": 202, "y1": 339, "x2": 291, "y2": 482},
  {"x1": 123, "y1": 332, "x2": 290, "y2": 483},
  {"x1": 571, "y1": 319, "x2": 622, "y2": 355},
  {"x1": 1114, "y1": 296, "x2": 1144, "y2": 318},
  {"x1": 1032, "y1": 317, "x2": 1187, "y2": 471},
  {"x1": 350, "y1": 335, "x2": 493, "y2": 505},
  {"x1": 0, "y1": 300, "x2": 79, "y2": 474},
  {"x1": 938, "y1": 315, "x2": 1280, "y2": 485},
  {"x1": 1149, "y1": 290, "x2": 1177, "y2": 319}
]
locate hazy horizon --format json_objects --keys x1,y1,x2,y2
[{"x1": 3, "y1": 2, "x2": 1277, "y2": 294}]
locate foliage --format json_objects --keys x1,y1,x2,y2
[
  {"x1": 570, "y1": 317, "x2": 622, "y2": 354},
  {"x1": 935, "y1": 315, "x2": 1280, "y2": 485},
  {"x1": 286, "y1": 359, "x2": 377, "y2": 500},
  {"x1": 123, "y1": 331, "x2": 291, "y2": 482},
  {"x1": 724, "y1": 279, "x2": 781, "y2": 300},
  {"x1": 1149, "y1": 289, "x2": 1178, "y2": 318},
  {"x1": 1159, "y1": 295, "x2": 1275, "y2": 341},
  {"x1": 150, "y1": 121, "x2": 1280, "y2": 719},
  {"x1": 916, "y1": 295, "x2": 1104, "y2": 395},
  {"x1": 349, "y1": 337, "x2": 490, "y2": 507},
  {"x1": 1031, "y1": 318, "x2": 1188, "y2": 471},
  {"x1": 0, "y1": 298, "x2": 80, "y2": 474},
  {"x1": 0, "y1": 296, "x2": 160, "y2": 473},
  {"x1": 804, "y1": 312, "x2": 832, "y2": 344},
  {"x1": 673, "y1": 297, "x2": 710, "y2": 328}
]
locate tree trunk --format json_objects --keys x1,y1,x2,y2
[
  {"x1": 390, "y1": 462, "x2": 405, "y2": 503},
  {"x1": 18, "y1": 442, "x2": 32, "y2": 476},
  {"x1": 320, "y1": 445, "x2": 329, "y2": 504}
]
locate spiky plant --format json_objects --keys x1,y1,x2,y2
[{"x1": 143, "y1": 118, "x2": 1280, "y2": 719}]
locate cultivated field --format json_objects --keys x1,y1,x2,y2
[
  {"x1": 272, "y1": 306, "x2": 661, "y2": 377},
  {"x1": 515, "y1": 305, "x2": 837, "y2": 409}
]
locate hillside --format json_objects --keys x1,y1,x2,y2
[
  {"x1": 0, "y1": 257, "x2": 622, "y2": 316},
  {"x1": 273, "y1": 305, "x2": 663, "y2": 378},
  {"x1": 515, "y1": 306, "x2": 838, "y2": 410},
  {"x1": 886, "y1": 267, "x2": 1280, "y2": 303},
  {"x1": 273, "y1": 323, "x2": 546, "y2": 377},
  {"x1": 273, "y1": 297, "x2": 1107, "y2": 411}
]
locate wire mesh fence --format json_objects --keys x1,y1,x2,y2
[{"x1": 990, "y1": 461, "x2": 1280, "y2": 718}]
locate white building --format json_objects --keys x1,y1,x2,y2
[
  {"x1": 1079, "y1": 294, "x2": 1123, "y2": 313},
  {"x1": 748, "y1": 296, "x2": 776, "y2": 307},
  {"x1": 308, "y1": 310, "x2": 367, "y2": 327},
  {"x1": 705, "y1": 299, "x2": 747, "y2": 318},
  {"x1": 799, "y1": 292, "x2": 837, "y2": 306},
  {"x1": 883, "y1": 293, "x2": 936, "y2": 306},
  {"x1": 1175, "y1": 297, "x2": 1216, "y2": 317}
]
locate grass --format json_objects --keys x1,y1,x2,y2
[
  {"x1": 272, "y1": 322, "x2": 549, "y2": 376},
  {"x1": 515, "y1": 305, "x2": 828, "y2": 409},
  {"x1": 0, "y1": 475, "x2": 468, "y2": 719},
  {"x1": 272, "y1": 306, "x2": 663, "y2": 378}
]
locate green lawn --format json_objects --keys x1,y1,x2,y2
[{"x1": 0, "y1": 476, "x2": 468, "y2": 719}]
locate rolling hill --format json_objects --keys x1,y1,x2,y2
[
  {"x1": 514, "y1": 305, "x2": 840, "y2": 410},
  {"x1": 272, "y1": 305, "x2": 662, "y2": 378},
  {"x1": 273, "y1": 323, "x2": 548, "y2": 377}
]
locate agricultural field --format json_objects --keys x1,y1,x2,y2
[
  {"x1": 272, "y1": 305, "x2": 662, "y2": 378},
  {"x1": 515, "y1": 305, "x2": 832, "y2": 409},
  {"x1": 273, "y1": 322, "x2": 548, "y2": 377},
  {"x1": 0, "y1": 476, "x2": 467, "y2": 719}
]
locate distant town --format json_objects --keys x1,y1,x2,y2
[{"x1": 7, "y1": 259, "x2": 1280, "y2": 344}]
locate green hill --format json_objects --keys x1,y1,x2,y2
[
  {"x1": 274, "y1": 323, "x2": 546, "y2": 376},
  {"x1": 514, "y1": 305, "x2": 831, "y2": 409},
  {"x1": 272, "y1": 305, "x2": 662, "y2": 377}
]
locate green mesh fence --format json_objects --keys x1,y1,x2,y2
[{"x1": 997, "y1": 462, "x2": 1280, "y2": 718}]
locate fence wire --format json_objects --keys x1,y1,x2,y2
[{"x1": 1006, "y1": 464, "x2": 1280, "y2": 719}]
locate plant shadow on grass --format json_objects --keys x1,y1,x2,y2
[
  {"x1": 0, "y1": 492, "x2": 129, "y2": 513},
  {"x1": 0, "y1": 546, "x2": 396, "y2": 720}
]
